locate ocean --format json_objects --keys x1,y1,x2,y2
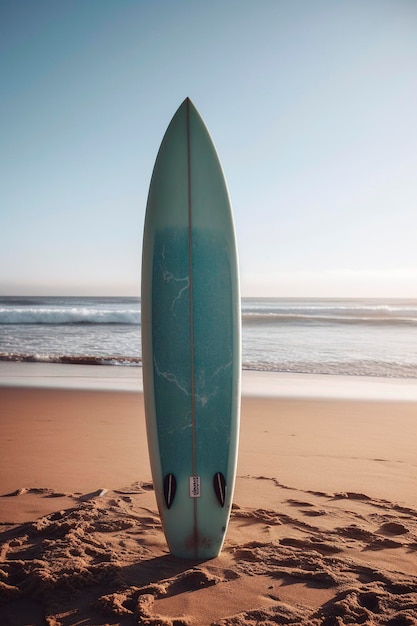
[{"x1": 1, "y1": 296, "x2": 417, "y2": 378}]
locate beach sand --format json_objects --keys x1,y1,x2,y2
[{"x1": 0, "y1": 365, "x2": 416, "y2": 625}]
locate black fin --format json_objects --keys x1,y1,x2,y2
[
  {"x1": 213, "y1": 472, "x2": 227, "y2": 507},
  {"x1": 163, "y1": 473, "x2": 177, "y2": 509}
]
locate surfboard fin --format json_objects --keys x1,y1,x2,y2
[
  {"x1": 213, "y1": 472, "x2": 227, "y2": 507},
  {"x1": 163, "y1": 473, "x2": 177, "y2": 509}
]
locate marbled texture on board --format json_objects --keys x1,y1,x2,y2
[{"x1": 152, "y1": 229, "x2": 234, "y2": 475}]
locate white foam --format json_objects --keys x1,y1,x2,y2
[{"x1": 0, "y1": 306, "x2": 139, "y2": 325}]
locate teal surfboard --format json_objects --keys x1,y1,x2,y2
[{"x1": 141, "y1": 98, "x2": 241, "y2": 559}]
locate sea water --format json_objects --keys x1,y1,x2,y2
[{"x1": 0, "y1": 296, "x2": 417, "y2": 378}]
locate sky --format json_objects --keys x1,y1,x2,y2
[{"x1": 1, "y1": 0, "x2": 417, "y2": 298}]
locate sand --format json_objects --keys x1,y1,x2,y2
[{"x1": 0, "y1": 365, "x2": 416, "y2": 625}]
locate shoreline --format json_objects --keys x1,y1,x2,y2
[{"x1": 2, "y1": 361, "x2": 417, "y2": 400}]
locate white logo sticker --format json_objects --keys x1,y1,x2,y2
[{"x1": 189, "y1": 476, "x2": 201, "y2": 498}]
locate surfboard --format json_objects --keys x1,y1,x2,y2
[{"x1": 141, "y1": 98, "x2": 241, "y2": 559}]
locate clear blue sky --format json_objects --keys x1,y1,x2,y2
[{"x1": 1, "y1": 0, "x2": 416, "y2": 297}]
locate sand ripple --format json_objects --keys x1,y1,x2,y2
[{"x1": 0, "y1": 478, "x2": 416, "y2": 625}]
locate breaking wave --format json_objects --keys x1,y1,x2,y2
[
  {"x1": 0, "y1": 307, "x2": 140, "y2": 325},
  {"x1": 242, "y1": 302, "x2": 417, "y2": 326}
]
